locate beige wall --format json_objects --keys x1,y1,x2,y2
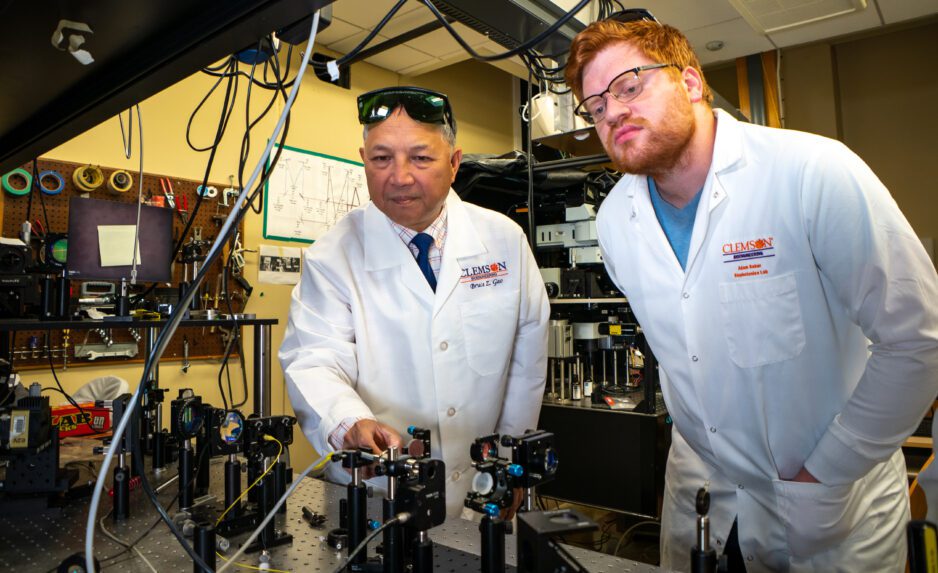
[
  {"x1": 833, "y1": 22, "x2": 938, "y2": 242},
  {"x1": 706, "y1": 19, "x2": 938, "y2": 241},
  {"x1": 779, "y1": 43, "x2": 840, "y2": 140},
  {"x1": 781, "y1": 20, "x2": 938, "y2": 241},
  {"x1": 35, "y1": 52, "x2": 515, "y2": 470}
]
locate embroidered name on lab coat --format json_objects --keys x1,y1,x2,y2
[
  {"x1": 722, "y1": 236, "x2": 775, "y2": 279},
  {"x1": 460, "y1": 261, "x2": 509, "y2": 289}
]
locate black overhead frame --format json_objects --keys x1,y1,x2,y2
[{"x1": 0, "y1": 0, "x2": 335, "y2": 174}]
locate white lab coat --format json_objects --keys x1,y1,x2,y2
[
  {"x1": 597, "y1": 109, "x2": 938, "y2": 572},
  {"x1": 280, "y1": 191, "x2": 549, "y2": 516}
]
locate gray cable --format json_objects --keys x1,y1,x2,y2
[
  {"x1": 130, "y1": 104, "x2": 143, "y2": 284},
  {"x1": 98, "y1": 512, "x2": 159, "y2": 573},
  {"x1": 329, "y1": 515, "x2": 409, "y2": 573},
  {"x1": 84, "y1": 11, "x2": 322, "y2": 572}
]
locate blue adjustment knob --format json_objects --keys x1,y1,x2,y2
[
  {"x1": 407, "y1": 425, "x2": 416, "y2": 435},
  {"x1": 508, "y1": 464, "x2": 524, "y2": 477},
  {"x1": 367, "y1": 519, "x2": 381, "y2": 530},
  {"x1": 483, "y1": 503, "x2": 500, "y2": 517}
]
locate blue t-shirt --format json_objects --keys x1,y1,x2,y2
[{"x1": 648, "y1": 177, "x2": 702, "y2": 270}]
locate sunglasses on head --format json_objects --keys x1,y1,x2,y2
[
  {"x1": 605, "y1": 8, "x2": 659, "y2": 24},
  {"x1": 357, "y1": 86, "x2": 456, "y2": 134}
]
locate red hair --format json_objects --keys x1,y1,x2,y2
[{"x1": 565, "y1": 20, "x2": 713, "y2": 105}]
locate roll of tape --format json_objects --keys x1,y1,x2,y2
[
  {"x1": 108, "y1": 170, "x2": 134, "y2": 194},
  {"x1": 197, "y1": 185, "x2": 218, "y2": 198},
  {"x1": 38, "y1": 170, "x2": 65, "y2": 195},
  {"x1": 73, "y1": 164, "x2": 104, "y2": 192},
  {"x1": 1, "y1": 168, "x2": 32, "y2": 196}
]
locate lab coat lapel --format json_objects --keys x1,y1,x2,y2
[
  {"x1": 363, "y1": 202, "x2": 435, "y2": 307},
  {"x1": 682, "y1": 110, "x2": 745, "y2": 277},
  {"x1": 434, "y1": 192, "x2": 486, "y2": 317},
  {"x1": 627, "y1": 178, "x2": 685, "y2": 279}
]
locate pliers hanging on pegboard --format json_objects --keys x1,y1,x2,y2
[{"x1": 159, "y1": 177, "x2": 189, "y2": 224}]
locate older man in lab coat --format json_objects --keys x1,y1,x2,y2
[
  {"x1": 279, "y1": 86, "x2": 549, "y2": 516},
  {"x1": 565, "y1": 13, "x2": 938, "y2": 573}
]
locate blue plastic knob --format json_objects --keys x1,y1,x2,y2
[
  {"x1": 508, "y1": 464, "x2": 524, "y2": 477},
  {"x1": 483, "y1": 503, "x2": 500, "y2": 517},
  {"x1": 367, "y1": 519, "x2": 380, "y2": 530},
  {"x1": 407, "y1": 425, "x2": 416, "y2": 435}
]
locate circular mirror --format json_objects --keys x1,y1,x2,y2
[
  {"x1": 177, "y1": 399, "x2": 203, "y2": 437},
  {"x1": 219, "y1": 410, "x2": 244, "y2": 444}
]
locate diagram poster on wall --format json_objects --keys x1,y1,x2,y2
[{"x1": 263, "y1": 144, "x2": 367, "y2": 243}]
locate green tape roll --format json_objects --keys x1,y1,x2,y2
[{"x1": 1, "y1": 168, "x2": 32, "y2": 196}]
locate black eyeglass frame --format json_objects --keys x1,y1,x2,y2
[
  {"x1": 574, "y1": 63, "x2": 680, "y2": 123},
  {"x1": 357, "y1": 86, "x2": 457, "y2": 135}
]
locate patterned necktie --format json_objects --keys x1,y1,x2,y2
[{"x1": 410, "y1": 232, "x2": 437, "y2": 292}]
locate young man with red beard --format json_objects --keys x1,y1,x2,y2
[{"x1": 565, "y1": 14, "x2": 938, "y2": 573}]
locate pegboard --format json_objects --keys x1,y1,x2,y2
[{"x1": 2, "y1": 158, "x2": 248, "y2": 371}]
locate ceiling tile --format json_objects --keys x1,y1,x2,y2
[
  {"x1": 684, "y1": 17, "x2": 777, "y2": 65},
  {"x1": 642, "y1": 0, "x2": 747, "y2": 30},
  {"x1": 398, "y1": 58, "x2": 450, "y2": 77},
  {"x1": 767, "y1": 5, "x2": 882, "y2": 46},
  {"x1": 328, "y1": 30, "x2": 390, "y2": 55},
  {"x1": 399, "y1": 27, "x2": 463, "y2": 56},
  {"x1": 314, "y1": 17, "x2": 363, "y2": 46},
  {"x1": 378, "y1": 7, "x2": 440, "y2": 38},
  {"x1": 363, "y1": 44, "x2": 439, "y2": 72},
  {"x1": 877, "y1": 0, "x2": 938, "y2": 24},
  {"x1": 331, "y1": 0, "x2": 423, "y2": 31}
]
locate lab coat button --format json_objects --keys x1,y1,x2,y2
[
  {"x1": 452, "y1": 471, "x2": 460, "y2": 481},
  {"x1": 716, "y1": 539, "x2": 723, "y2": 546},
  {"x1": 440, "y1": 341, "x2": 448, "y2": 351},
  {"x1": 738, "y1": 484, "x2": 744, "y2": 490},
  {"x1": 692, "y1": 355, "x2": 699, "y2": 362},
  {"x1": 447, "y1": 407, "x2": 456, "y2": 417},
  {"x1": 709, "y1": 426, "x2": 716, "y2": 433},
  {"x1": 747, "y1": 556, "x2": 753, "y2": 562},
  {"x1": 682, "y1": 292, "x2": 689, "y2": 299}
]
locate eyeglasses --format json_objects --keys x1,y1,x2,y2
[
  {"x1": 574, "y1": 63, "x2": 679, "y2": 124},
  {"x1": 357, "y1": 86, "x2": 456, "y2": 134},
  {"x1": 604, "y1": 8, "x2": 659, "y2": 24}
]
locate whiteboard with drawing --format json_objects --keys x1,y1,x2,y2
[{"x1": 263, "y1": 144, "x2": 367, "y2": 243}]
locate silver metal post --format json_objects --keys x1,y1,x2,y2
[
  {"x1": 387, "y1": 446, "x2": 398, "y2": 500},
  {"x1": 613, "y1": 350, "x2": 618, "y2": 387},
  {"x1": 254, "y1": 323, "x2": 271, "y2": 417},
  {"x1": 560, "y1": 360, "x2": 566, "y2": 401}
]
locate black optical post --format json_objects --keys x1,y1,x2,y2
[{"x1": 170, "y1": 390, "x2": 203, "y2": 512}]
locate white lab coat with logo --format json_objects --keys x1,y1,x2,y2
[
  {"x1": 280, "y1": 191, "x2": 549, "y2": 516},
  {"x1": 596, "y1": 109, "x2": 938, "y2": 572}
]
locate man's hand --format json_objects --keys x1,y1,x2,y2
[
  {"x1": 789, "y1": 466, "x2": 820, "y2": 483},
  {"x1": 343, "y1": 419, "x2": 404, "y2": 455}
]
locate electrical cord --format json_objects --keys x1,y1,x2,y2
[
  {"x1": 45, "y1": 331, "x2": 108, "y2": 435},
  {"x1": 215, "y1": 452, "x2": 333, "y2": 573},
  {"x1": 329, "y1": 514, "x2": 410, "y2": 573},
  {"x1": 31, "y1": 159, "x2": 52, "y2": 232},
  {"x1": 215, "y1": 435, "x2": 282, "y2": 525},
  {"x1": 309, "y1": 0, "x2": 407, "y2": 71},
  {"x1": 612, "y1": 520, "x2": 659, "y2": 558},
  {"x1": 216, "y1": 552, "x2": 292, "y2": 573},
  {"x1": 417, "y1": 0, "x2": 590, "y2": 63},
  {"x1": 84, "y1": 12, "x2": 323, "y2": 571}
]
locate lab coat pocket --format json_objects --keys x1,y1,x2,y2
[
  {"x1": 719, "y1": 273, "x2": 805, "y2": 368},
  {"x1": 459, "y1": 293, "x2": 518, "y2": 376},
  {"x1": 772, "y1": 478, "x2": 865, "y2": 559}
]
